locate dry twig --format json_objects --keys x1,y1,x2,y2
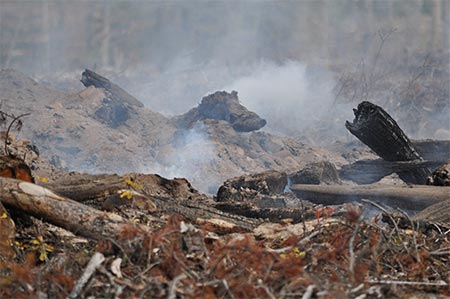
[{"x1": 69, "y1": 252, "x2": 105, "y2": 299}]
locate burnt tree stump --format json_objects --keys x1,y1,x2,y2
[{"x1": 345, "y1": 101, "x2": 431, "y2": 184}]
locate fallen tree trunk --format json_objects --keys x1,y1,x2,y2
[
  {"x1": 345, "y1": 101, "x2": 431, "y2": 184},
  {"x1": 41, "y1": 173, "x2": 127, "y2": 203},
  {"x1": 339, "y1": 159, "x2": 443, "y2": 184},
  {"x1": 291, "y1": 183, "x2": 450, "y2": 211},
  {"x1": 81, "y1": 69, "x2": 144, "y2": 108},
  {"x1": 0, "y1": 177, "x2": 152, "y2": 241}
]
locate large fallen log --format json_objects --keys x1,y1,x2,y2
[
  {"x1": 81, "y1": 69, "x2": 144, "y2": 108},
  {"x1": 291, "y1": 184, "x2": 450, "y2": 211},
  {"x1": 0, "y1": 177, "x2": 152, "y2": 241},
  {"x1": 339, "y1": 159, "x2": 443, "y2": 184},
  {"x1": 345, "y1": 101, "x2": 431, "y2": 184},
  {"x1": 41, "y1": 173, "x2": 126, "y2": 203}
]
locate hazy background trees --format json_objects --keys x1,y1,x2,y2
[{"x1": 1, "y1": 0, "x2": 448, "y2": 74}]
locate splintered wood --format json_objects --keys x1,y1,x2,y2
[{"x1": 346, "y1": 101, "x2": 431, "y2": 184}]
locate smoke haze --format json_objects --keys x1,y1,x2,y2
[
  {"x1": 224, "y1": 61, "x2": 344, "y2": 139},
  {"x1": 0, "y1": 1, "x2": 449, "y2": 187}
]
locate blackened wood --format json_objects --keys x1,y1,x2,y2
[
  {"x1": 412, "y1": 139, "x2": 450, "y2": 162},
  {"x1": 214, "y1": 201, "x2": 319, "y2": 224},
  {"x1": 291, "y1": 184, "x2": 450, "y2": 211},
  {"x1": 81, "y1": 69, "x2": 144, "y2": 107},
  {"x1": 345, "y1": 101, "x2": 431, "y2": 184},
  {"x1": 339, "y1": 159, "x2": 443, "y2": 184}
]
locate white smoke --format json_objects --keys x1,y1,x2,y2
[
  {"x1": 155, "y1": 122, "x2": 219, "y2": 193},
  {"x1": 224, "y1": 60, "x2": 349, "y2": 142}
]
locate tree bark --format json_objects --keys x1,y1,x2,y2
[
  {"x1": 41, "y1": 173, "x2": 126, "y2": 203},
  {"x1": 291, "y1": 183, "x2": 450, "y2": 211},
  {"x1": 0, "y1": 177, "x2": 151, "y2": 241},
  {"x1": 345, "y1": 101, "x2": 431, "y2": 184}
]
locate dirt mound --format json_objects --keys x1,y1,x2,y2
[{"x1": 0, "y1": 69, "x2": 347, "y2": 193}]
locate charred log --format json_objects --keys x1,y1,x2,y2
[
  {"x1": 81, "y1": 69, "x2": 143, "y2": 108},
  {"x1": 345, "y1": 101, "x2": 431, "y2": 184},
  {"x1": 340, "y1": 159, "x2": 443, "y2": 184},
  {"x1": 41, "y1": 172, "x2": 205, "y2": 204},
  {"x1": 214, "y1": 201, "x2": 315, "y2": 224},
  {"x1": 412, "y1": 139, "x2": 450, "y2": 162},
  {"x1": 291, "y1": 183, "x2": 450, "y2": 211}
]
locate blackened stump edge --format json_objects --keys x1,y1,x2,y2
[{"x1": 345, "y1": 101, "x2": 431, "y2": 184}]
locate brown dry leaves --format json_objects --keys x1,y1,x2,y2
[{"x1": 1, "y1": 206, "x2": 449, "y2": 299}]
